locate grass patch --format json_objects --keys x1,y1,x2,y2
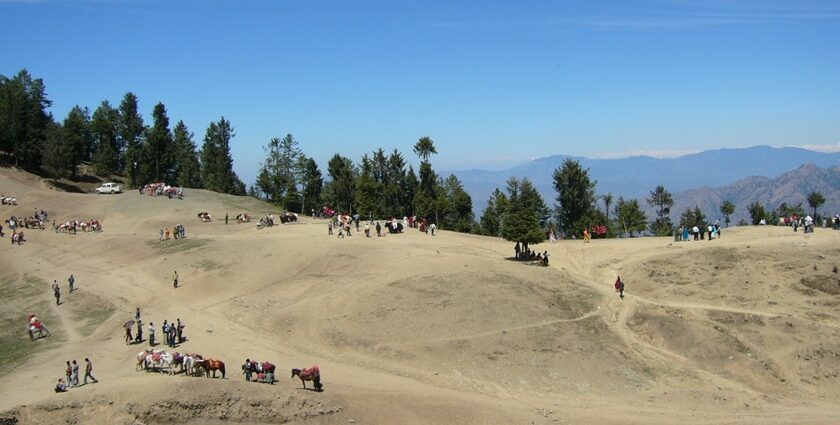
[
  {"x1": 146, "y1": 237, "x2": 211, "y2": 254},
  {"x1": 0, "y1": 273, "x2": 41, "y2": 299},
  {"x1": 68, "y1": 292, "x2": 116, "y2": 337},
  {"x1": 194, "y1": 259, "x2": 223, "y2": 272}
]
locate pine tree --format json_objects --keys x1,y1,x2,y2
[
  {"x1": 41, "y1": 121, "x2": 74, "y2": 180},
  {"x1": 403, "y1": 165, "x2": 419, "y2": 217},
  {"x1": 480, "y1": 188, "x2": 508, "y2": 237},
  {"x1": 441, "y1": 174, "x2": 474, "y2": 232},
  {"x1": 325, "y1": 154, "x2": 356, "y2": 214},
  {"x1": 501, "y1": 178, "x2": 545, "y2": 248},
  {"x1": 647, "y1": 185, "x2": 674, "y2": 236},
  {"x1": 385, "y1": 149, "x2": 407, "y2": 217},
  {"x1": 0, "y1": 70, "x2": 52, "y2": 169},
  {"x1": 354, "y1": 154, "x2": 380, "y2": 218},
  {"x1": 200, "y1": 117, "x2": 244, "y2": 195},
  {"x1": 553, "y1": 158, "x2": 597, "y2": 237},
  {"x1": 172, "y1": 120, "x2": 202, "y2": 188},
  {"x1": 300, "y1": 156, "x2": 323, "y2": 215},
  {"x1": 413, "y1": 161, "x2": 439, "y2": 222},
  {"x1": 257, "y1": 134, "x2": 303, "y2": 206},
  {"x1": 90, "y1": 101, "x2": 120, "y2": 177},
  {"x1": 62, "y1": 106, "x2": 92, "y2": 177},
  {"x1": 119, "y1": 92, "x2": 145, "y2": 186},
  {"x1": 143, "y1": 102, "x2": 174, "y2": 184}
]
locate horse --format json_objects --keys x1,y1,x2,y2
[
  {"x1": 170, "y1": 353, "x2": 197, "y2": 376},
  {"x1": 136, "y1": 349, "x2": 165, "y2": 370},
  {"x1": 146, "y1": 351, "x2": 176, "y2": 375},
  {"x1": 279, "y1": 213, "x2": 298, "y2": 224},
  {"x1": 291, "y1": 365, "x2": 323, "y2": 391},
  {"x1": 195, "y1": 358, "x2": 226, "y2": 378},
  {"x1": 27, "y1": 322, "x2": 50, "y2": 341}
]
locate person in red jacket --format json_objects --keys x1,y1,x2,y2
[{"x1": 614, "y1": 276, "x2": 625, "y2": 300}]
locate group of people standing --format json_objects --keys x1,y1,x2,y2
[
  {"x1": 679, "y1": 221, "x2": 722, "y2": 241},
  {"x1": 125, "y1": 308, "x2": 186, "y2": 348}
]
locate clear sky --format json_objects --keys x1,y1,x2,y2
[{"x1": 2, "y1": 0, "x2": 839, "y2": 186}]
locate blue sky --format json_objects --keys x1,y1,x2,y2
[{"x1": 2, "y1": 0, "x2": 839, "y2": 186}]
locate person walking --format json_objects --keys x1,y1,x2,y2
[
  {"x1": 165, "y1": 227, "x2": 170, "y2": 240},
  {"x1": 71, "y1": 360, "x2": 80, "y2": 387},
  {"x1": 159, "y1": 228, "x2": 164, "y2": 242},
  {"x1": 375, "y1": 222, "x2": 382, "y2": 237},
  {"x1": 83, "y1": 358, "x2": 98, "y2": 384},
  {"x1": 53, "y1": 283, "x2": 61, "y2": 305},
  {"x1": 68, "y1": 274, "x2": 75, "y2": 292},
  {"x1": 173, "y1": 270, "x2": 179, "y2": 288},
  {"x1": 614, "y1": 276, "x2": 625, "y2": 300},
  {"x1": 149, "y1": 321, "x2": 156, "y2": 346},
  {"x1": 135, "y1": 307, "x2": 141, "y2": 323},
  {"x1": 65, "y1": 361, "x2": 72, "y2": 387},
  {"x1": 135, "y1": 319, "x2": 143, "y2": 343},
  {"x1": 225, "y1": 213, "x2": 229, "y2": 225},
  {"x1": 125, "y1": 325, "x2": 133, "y2": 344},
  {"x1": 430, "y1": 223, "x2": 437, "y2": 236},
  {"x1": 328, "y1": 221, "x2": 333, "y2": 235},
  {"x1": 364, "y1": 222, "x2": 370, "y2": 237}
]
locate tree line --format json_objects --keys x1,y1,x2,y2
[
  {"x1": 0, "y1": 69, "x2": 244, "y2": 194},
  {"x1": 3, "y1": 69, "x2": 828, "y2": 240},
  {"x1": 251, "y1": 135, "x2": 476, "y2": 232}
]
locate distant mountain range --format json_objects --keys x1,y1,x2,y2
[
  {"x1": 450, "y1": 145, "x2": 840, "y2": 222},
  {"x1": 672, "y1": 163, "x2": 840, "y2": 224}
]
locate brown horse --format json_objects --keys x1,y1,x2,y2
[
  {"x1": 195, "y1": 358, "x2": 226, "y2": 378},
  {"x1": 291, "y1": 365, "x2": 322, "y2": 391}
]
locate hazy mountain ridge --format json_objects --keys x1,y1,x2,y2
[
  {"x1": 451, "y1": 145, "x2": 840, "y2": 221},
  {"x1": 673, "y1": 164, "x2": 840, "y2": 224}
]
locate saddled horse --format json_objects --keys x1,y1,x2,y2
[
  {"x1": 145, "y1": 351, "x2": 176, "y2": 375},
  {"x1": 135, "y1": 349, "x2": 168, "y2": 370},
  {"x1": 291, "y1": 365, "x2": 323, "y2": 391},
  {"x1": 27, "y1": 322, "x2": 50, "y2": 341},
  {"x1": 195, "y1": 358, "x2": 226, "y2": 378},
  {"x1": 171, "y1": 353, "x2": 199, "y2": 376}
]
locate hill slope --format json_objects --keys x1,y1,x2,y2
[{"x1": 1, "y1": 166, "x2": 840, "y2": 424}]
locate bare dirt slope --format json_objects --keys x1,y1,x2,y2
[{"x1": 1, "y1": 166, "x2": 840, "y2": 424}]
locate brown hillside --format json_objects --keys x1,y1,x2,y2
[{"x1": 1, "y1": 166, "x2": 840, "y2": 424}]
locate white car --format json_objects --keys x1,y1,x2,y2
[{"x1": 95, "y1": 182, "x2": 123, "y2": 194}]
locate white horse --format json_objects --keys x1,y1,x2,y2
[
  {"x1": 181, "y1": 354, "x2": 197, "y2": 376},
  {"x1": 137, "y1": 349, "x2": 167, "y2": 371},
  {"x1": 146, "y1": 352, "x2": 175, "y2": 375},
  {"x1": 27, "y1": 323, "x2": 50, "y2": 341}
]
